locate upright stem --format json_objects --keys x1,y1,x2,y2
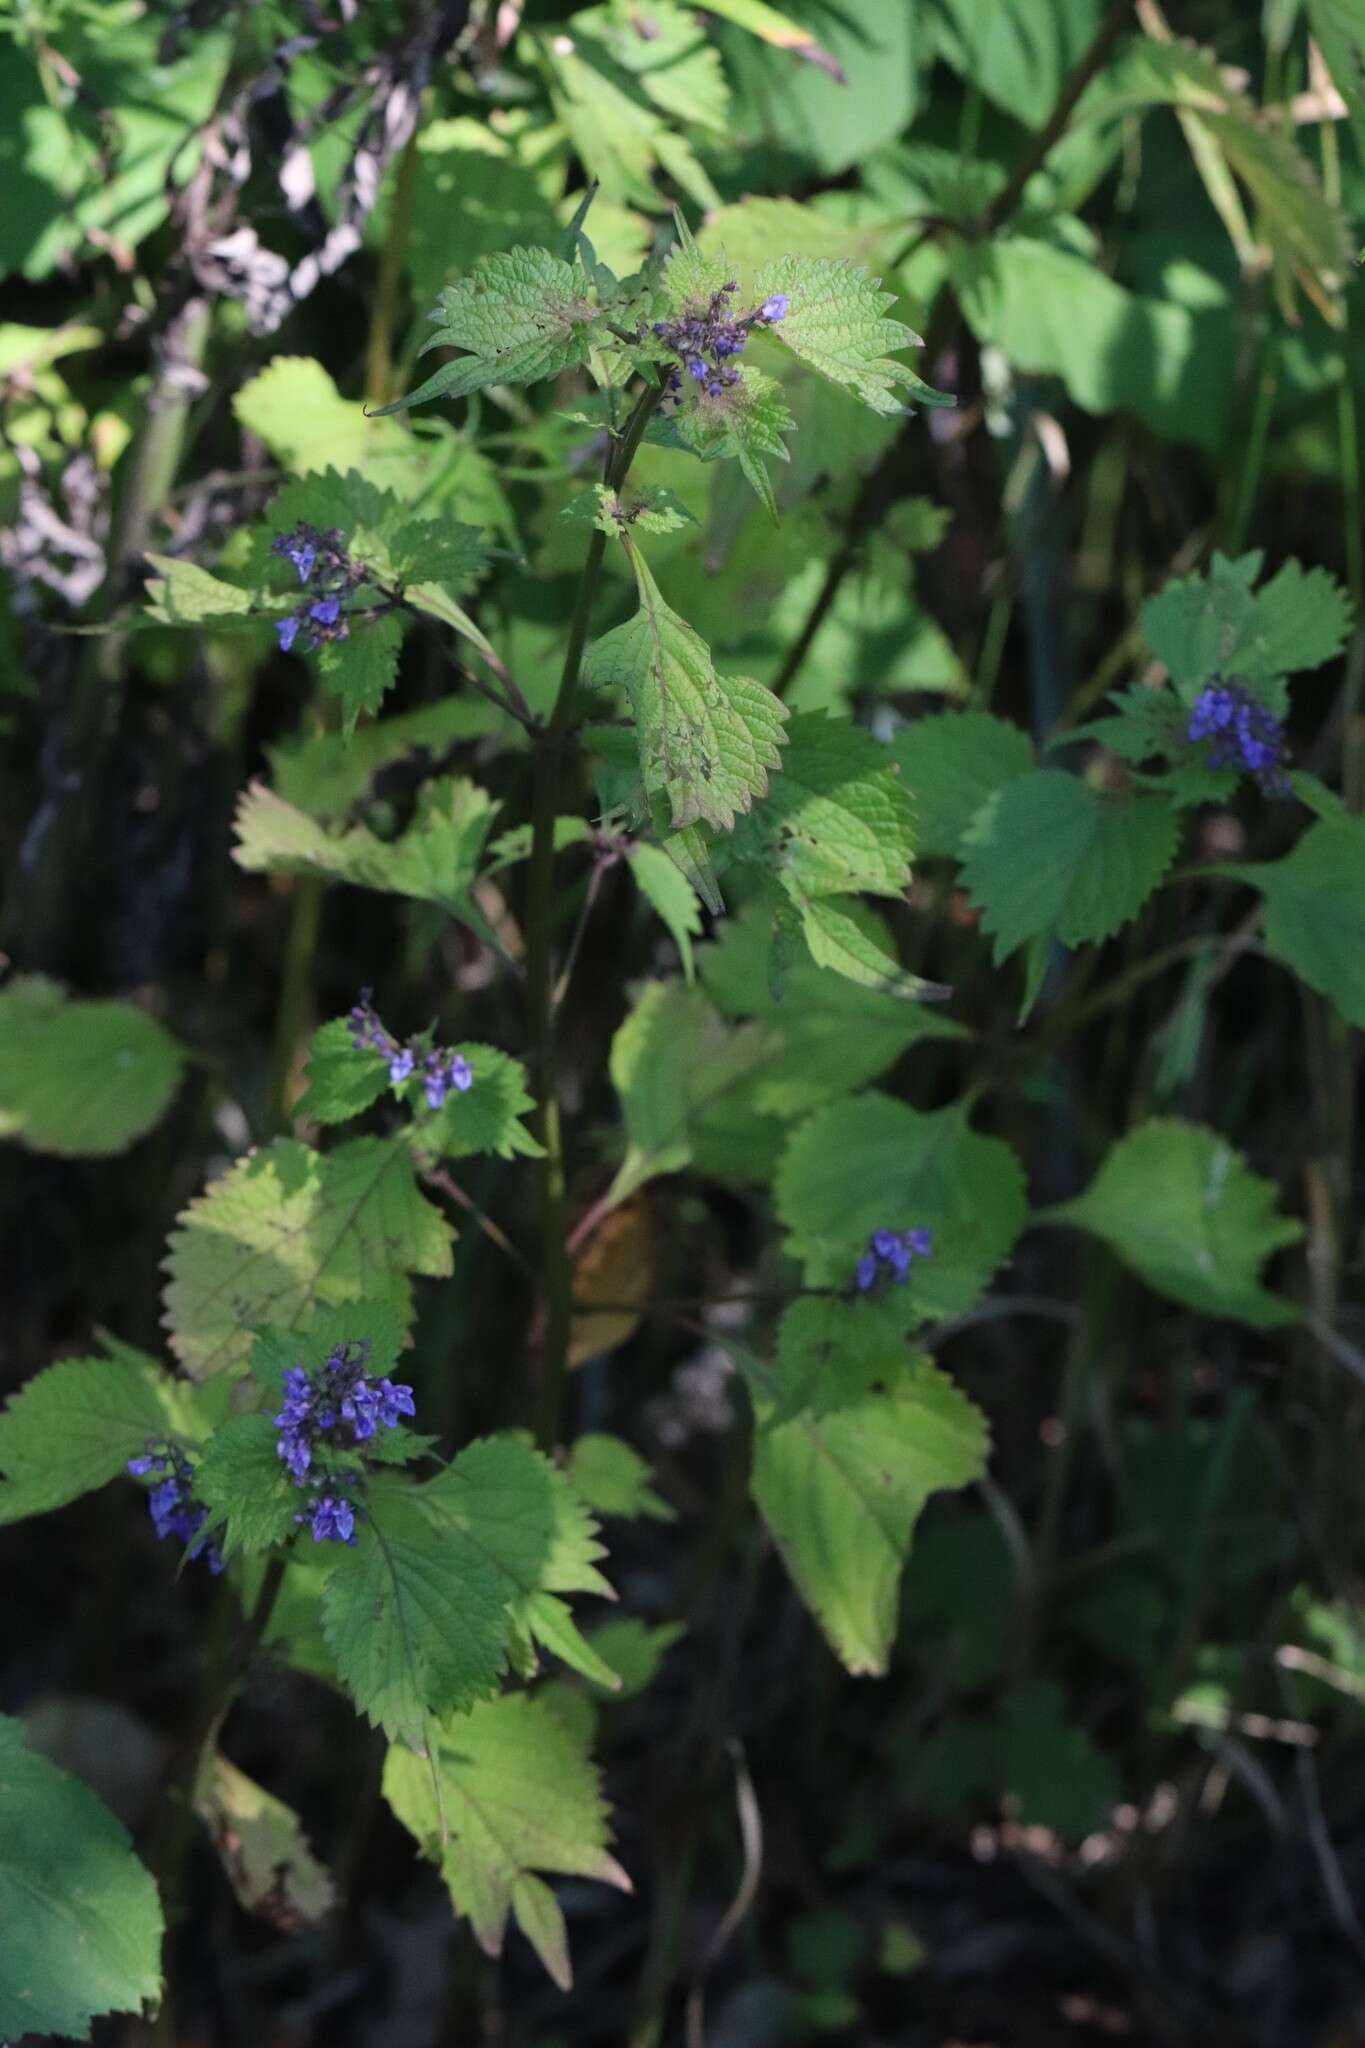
[{"x1": 524, "y1": 380, "x2": 663, "y2": 1448}]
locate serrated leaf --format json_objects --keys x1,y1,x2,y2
[
  {"x1": 583, "y1": 544, "x2": 787, "y2": 832},
  {"x1": 234, "y1": 777, "x2": 499, "y2": 921},
  {"x1": 0, "y1": 977, "x2": 185, "y2": 1157},
  {"x1": 194, "y1": 1751, "x2": 336, "y2": 1930},
  {"x1": 376, "y1": 247, "x2": 600, "y2": 416},
  {"x1": 606, "y1": 981, "x2": 769, "y2": 1203},
  {"x1": 317, "y1": 612, "x2": 405, "y2": 733},
  {"x1": 755, "y1": 254, "x2": 949, "y2": 415},
  {"x1": 627, "y1": 842, "x2": 703, "y2": 980},
  {"x1": 736, "y1": 712, "x2": 916, "y2": 902},
  {"x1": 1045, "y1": 1120, "x2": 1303, "y2": 1328},
  {"x1": 1220, "y1": 817, "x2": 1365, "y2": 1029},
  {"x1": 797, "y1": 895, "x2": 948, "y2": 1001},
  {"x1": 1235, "y1": 559, "x2": 1353, "y2": 681},
  {"x1": 419, "y1": 1045, "x2": 542, "y2": 1161},
  {"x1": 587, "y1": 1618, "x2": 685, "y2": 1697},
  {"x1": 295, "y1": 1018, "x2": 391, "y2": 1126},
  {"x1": 144, "y1": 553, "x2": 260, "y2": 629},
  {"x1": 660, "y1": 363, "x2": 795, "y2": 517},
  {"x1": 737, "y1": 1301, "x2": 988, "y2": 1673},
  {"x1": 195, "y1": 1415, "x2": 299, "y2": 1561},
  {"x1": 0, "y1": 1716, "x2": 164, "y2": 2040},
  {"x1": 247, "y1": 1302, "x2": 408, "y2": 1398},
  {"x1": 0, "y1": 1352, "x2": 196, "y2": 1526},
  {"x1": 889, "y1": 711, "x2": 1035, "y2": 859},
  {"x1": 321, "y1": 1479, "x2": 512, "y2": 1746},
  {"x1": 568, "y1": 1434, "x2": 674, "y2": 1522},
  {"x1": 163, "y1": 1136, "x2": 454, "y2": 1379},
  {"x1": 233, "y1": 356, "x2": 423, "y2": 490},
  {"x1": 270, "y1": 697, "x2": 497, "y2": 822},
  {"x1": 1137, "y1": 552, "x2": 1348, "y2": 700},
  {"x1": 959, "y1": 772, "x2": 1180, "y2": 961},
  {"x1": 542, "y1": 12, "x2": 720, "y2": 215},
  {"x1": 383, "y1": 1691, "x2": 630, "y2": 1990},
  {"x1": 776, "y1": 1093, "x2": 1027, "y2": 1319}
]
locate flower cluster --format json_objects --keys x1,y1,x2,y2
[
  {"x1": 271, "y1": 520, "x2": 361, "y2": 655},
  {"x1": 650, "y1": 281, "x2": 789, "y2": 399},
  {"x1": 127, "y1": 1442, "x2": 223, "y2": 1573},
  {"x1": 348, "y1": 990, "x2": 474, "y2": 1110},
  {"x1": 856, "y1": 1227, "x2": 934, "y2": 1294},
  {"x1": 273, "y1": 1338, "x2": 416, "y2": 1544},
  {"x1": 1187, "y1": 682, "x2": 1290, "y2": 795}
]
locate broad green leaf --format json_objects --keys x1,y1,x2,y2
[
  {"x1": 1141, "y1": 553, "x2": 1350, "y2": 698},
  {"x1": 295, "y1": 1019, "x2": 390, "y2": 1126},
  {"x1": 144, "y1": 554, "x2": 261, "y2": 630},
  {"x1": 711, "y1": 0, "x2": 914, "y2": 176},
  {"x1": 889, "y1": 711, "x2": 1035, "y2": 859},
  {"x1": 0, "y1": 1716, "x2": 164, "y2": 2039},
  {"x1": 233, "y1": 356, "x2": 424, "y2": 487},
  {"x1": 698, "y1": 0, "x2": 840, "y2": 67},
  {"x1": 383, "y1": 1691, "x2": 631, "y2": 1990},
  {"x1": 568, "y1": 1434, "x2": 674, "y2": 1522},
  {"x1": 164, "y1": 1137, "x2": 455, "y2": 1379},
  {"x1": 420, "y1": 1045, "x2": 543, "y2": 1161},
  {"x1": 995, "y1": 1680, "x2": 1121, "y2": 1840},
  {"x1": 317, "y1": 612, "x2": 405, "y2": 733},
  {"x1": 583, "y1": 545, "x2": 787, "y2": 832},
  {"x1": 932, "y1": 0, "x2": 1102, "y2": 125},
  {"x1": 540, "y1": 11, "x2": 720, "y2": 214},
  {"x1": 627, "y1": 842, "x2": 704, "y2": 980},
  {"x1": 246, "y1": 1302, "x2": 408, "y2": 1398},
  {"x1": 735, "y1": 712, "x2": 916, "y2": 902},
  {"x1": 0, "y1": 1352, "x2": 196, "y2": 1526},
  {"x1": 1231, "y1": 559, "x2": 1353, "y2": 682},
  {"x1": 376, "y1": 247, "x2": 601, "y2": 415},
  {"x1": 587, "y1": 1618, "x2": 686, "y2": 1697},
  {"x1": 321, "y1": 1479, "x2": 512, "y2": 1746},
  {"x1": 260, "y1": 471, "x2": 487, "y2": 594},
  {"x1": 952, "y1": 232, "x2": 1232, "y2": 448},
  {"x1": 194, "y1": 1751, "x2": 336, "y2": 1928},
  {"x1": 1044, "y1": 1120, "x2": 1303, "y2": 1327},
  {"x1": 776, "y1": 1093, "x2": 1027, "y2": 1319},
  {"x1": 797, "y1": 895, "x2": 950, "y2": 1001},
  {"x1": 959, "y1": 772, "x2": 1180, "y2": 961},
  {"x1": 408, "y1": 119, "x2": 559, "y2": 308},
  {"x1": 739, "y1": 1300, "x2": 988, "y2": 1673},
  {"x1": 234, "y1": 776, "x2": 499, "y2": 920},
  {"x1": 195, "y1": 1415, "x2": 299, "y2": 1561},
  {"x1": 1220, "y1": 817, "x2": 1365, "y2": 1029},
  {"x1": 755, "y1": 255, "x2": 948, "y2": 415},
  {"x1": 0, "y1": 977, "x2": 185, "y2": 1157},
  {"x1": 271, "y1": 698, "x2": 497, "y2": 823},
  {"x1": 606, "y1": 981, "x2": 769, "y2": 1203},
  {"x1": 564, "y1": 482, "x2": 698, "y2": 536},
  {"x1": 660, "y1": 363, "x2": 795, "y2": 518}
]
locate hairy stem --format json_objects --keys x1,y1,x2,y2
[{"x1": 524, "y1": 379, "x2": 664, "y2": 1448}]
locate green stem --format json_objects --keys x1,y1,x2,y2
[
  {"x1": 366, "y1": 123, "x2": 421, "y2": 409},
  {"x1": 524, "y1": 379, "x2": 664, "y2": 1449},
  {"x1": 267, "y1": 875, "x2": 325, "y2": 1135}
]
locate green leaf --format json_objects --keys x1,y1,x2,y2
[
  {"x1": 660, "y1": 363, "x2": 795, "y2": 518},
  {"x1": 952, "y1": 231, "x2": 1233, "y2": 448},
  {"x1": 1220, "y1": 817, "x2": 1365, "y2": 1029},
  {"x1": 0, "y1": 977, "x2": 185, "y2": 1157},
  {"x1": 193, "y1": 1750, "x2": 336, "y2": 1929},
  {"x1": 164, "y1": 1136, "x2": 455, "y2": 1379},
  {"x1": 144, "y1": 554, "x2": 261, "y2": 630},
  {"x1": 270, "y1": 698, "x2": 498, "y2": 823},
  {"x1": 738, "y1": 1301, "x2": 988, "y2": 1673},
  {"x1": 540, "y1": 12, "x2": 720, "y2": 214},
  {"x1": 0, "y1": 1351, "x2": 196, "y2": 1526},
  {"x1": 694, "y1": 0, "x2": 840, "y2": 68},
  {"x1": 776, "y1": 1094, "x2": 1027, "y2": 1319},
  {"x1": 627, "y1": 842, "x2": 703, "y2": 980},
  {"x1": 583, "y1": 544, "x2": 788, "y2": 832},
  {"x1": 736, "y1": 712, "x2": 916, "y2": 902},
  {"x1": 932, "y1": 0, "x2": 1102, "y2": 125},
  {"x1": 0, "y1": 1715, "x2": 164, "y2": 2039},
  {"x1": 959, "y1": 771, "x2": 1180, "y2": 961},
  {"x1": 564, "y1": 482, "x2": 698, "y2": 536},
  {"x1": 797, "y1": 895, "x2": 949, "y2": 1001},
  {"x1": 233, "y1": 356, "x2": 424, "y2": 489},
  {"x1": 419, "y1": 1045, "x2": 542, "y2": 1161},
  {"x1": 317, "y1": 612, "x2": 405, "y2": 734},
  {"x1": 376, "y1": 247, "x2": 601, "y2": 416},
  {"x1": 586, "y1": 1618, "x2": 685, "y2": 1697},
  {"x1": 755, "y1": 255, "x2": 948, "y2": 415},
  {"x1": 195, "y1": 1415, "x2": 299, "y2": 1561},
  {"x1": 246, "y1": 1302, "x2": 408, "y2": 1399},
  {"x1": 295, "y1": 1019, "x2": 390, "y2": 1126},
  {"x1": 382, "y1": 1691, "x2": 631, "y2": 1990},
  {"x1": 321, "y1": 1479, "x2": 512, "y2": 1746},
  {"x1": 567, "y1": 1434, "x2": 675, "y2": 1522},
  {"x1": 1141, "y1": 552, "x2": 1351, "y2": 697},
  {"x1": 234, "y1": 776, "x2": 499, "y2": 921},
  {"x1": 606, "y1": 981, "x2": 769, "y2": 1203},
  {"x1": 888, "y1": 711, "x2": 1035, "y2": 859},
  {"x1": 1045, "y1": 1120, "x2": 1303, "y2": 1327},
  {"x1": 1232, "y1": 558, "x2": 1353, "y2": 682},
  {"x1": 995, "y1": 1680, "x2": 1121, "y2": 1840}
]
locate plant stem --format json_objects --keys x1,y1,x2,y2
[
  {"x1": 365, "y1": 123, "x2": 421, "y2": 409},
  {"x1": 267, "y1": 875, "x2": 325, "y2": 1134},
  {"x1": 523, "y1": 378, "x2": 663, "y2": 1448}
]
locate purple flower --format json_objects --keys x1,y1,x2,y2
[
  {"x1": 855, "y1": 1226, "x2": 935, "y2": 1296},
  {"x1": 423, "y1": 1049, "x2": 474, "y2": 1110},
  {"x1": 1187, "y1": 681, "x2": 1290, "y2": 794},
  {"x1": 271, "y1": 1337, "x2": 417, "y2": 1504},
  {"x1": 304, "y1": 1493, "x2": 357, "y2": 1544},
  {"x1": 375, "y1": 1378, "x2": 416, "y2": 1428},
  {"x1": 277, "y1": 615, "x2": 299, "y2": 653},
  {"x1": 128, "y1": 1440, "x2": 222, "y2": 1573},
  {"x1": 310, "y1": 594, "x2": 341, "y2": 627},
  {"x1": 757, "y1": 293, "x2": 789, "y2": 323},
  {"x1": 389, "y1": 1048, "x2": 415, "y2": 1085},
  {"x1": 686, "y1": 357, "x2": 708, "y2": 381}
]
